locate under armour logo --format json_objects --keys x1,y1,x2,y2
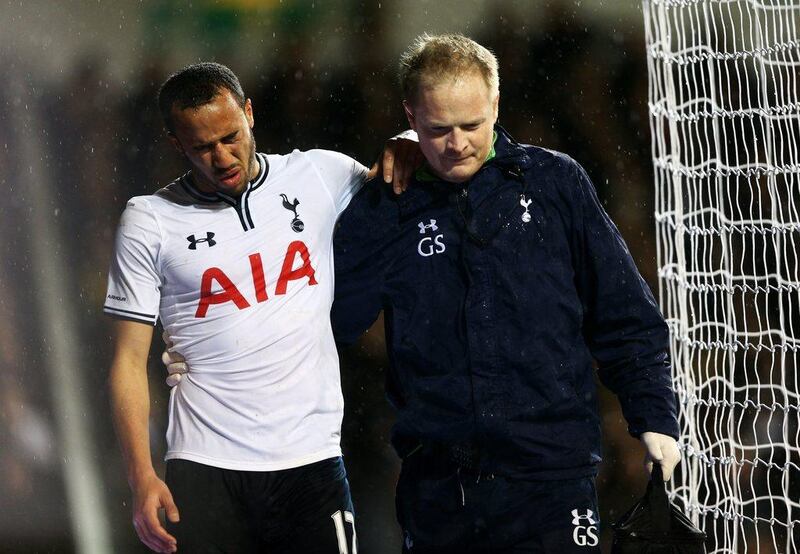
[
  {"x1": 187, "y1": 232, "x2": 216, "y2": 250},
  {"x1": 418, "y1": 219, "x2": 438, "y2": 234},
  {"x1": 571, "y1": 508, "x2": 599, "y2": 546},
  {"x1": 417, "y1": 219, "x2": 445, "y2": 257},
  {"x1": 280, "y1": 194, "x2": 305, "y2": 233},
  {"x1": 571, "y1": 509, "x2": 596, "y2": 526}
]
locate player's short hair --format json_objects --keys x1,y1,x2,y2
[
  {"x1": 158, "y1": 62, "x2": 246, "y2": 132},
  {"x1": 398, "y1": 33, "x2": 499, "y2": 105}
]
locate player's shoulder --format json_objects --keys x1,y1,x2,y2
[
  {"x1": 118, "y1": 176, "x2": 195, "y2": 223},
  {"x1": 114, "y1": 195, "x2": 161, "y2": 240},
  {"x1": 119, "y1": 194, "x2": 157, "y2": 220},
  {"x1": 291, "y1": 148, "x2": 366, "y2": 177},
  {"x1": 152, "y1": 175, "x2": 205, "y2": 207},
  {"x1": 260, "y1": 148, "x2": 362, "y2": 178},
  {"x1": 303, "y1": 148, "x2": 361, "y2": 166}
]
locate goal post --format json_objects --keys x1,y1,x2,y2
[{"x1": 643, "y1": 1, "x2": 800, "y2": 552}]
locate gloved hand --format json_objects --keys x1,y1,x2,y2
[
  {"x1": 640, "y1": 431, "x2": 681, "y2": 481},
  {"x1": 161, "y1": 331, "x2": 188, "y2": 387}
]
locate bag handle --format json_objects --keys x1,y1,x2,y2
[{"x1": 647, "y1": 463, "x2": 671, "y2": 535}]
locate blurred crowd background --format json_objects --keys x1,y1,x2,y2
[{"x1": 1, "y1": 0, "x2": 662, "y2": 552}]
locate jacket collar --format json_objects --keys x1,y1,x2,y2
[{"x1": 490, "y1": 124, "x2": 532, "y2": 171}]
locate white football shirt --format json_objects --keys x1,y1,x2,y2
[{"x1": 105, "y1": 150, "x2": 367, "y2": 471}]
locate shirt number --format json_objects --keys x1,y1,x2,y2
[{"x1": 330, "y1": 510, "x2": 357, "y2": 554}]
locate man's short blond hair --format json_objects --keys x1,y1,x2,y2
[{"x1": 398, "y1": 33, "x2": 499, "y2": 104}]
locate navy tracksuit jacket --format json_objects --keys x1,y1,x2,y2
[{"x1": 331, "y1": 126, "x2": 679, "y2": 481}]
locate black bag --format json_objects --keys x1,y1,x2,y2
[{"x1": 612, "y1": 465, "x2": 706, "y2": 553}]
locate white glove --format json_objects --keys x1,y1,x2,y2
[
  {"x1": 161, "y1": 331, "x2": 188, "y2": 387},
  {"x1": 640, "y1": 431, "x2": 681, "y2": 481}
]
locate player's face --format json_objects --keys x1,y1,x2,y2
[
  {"x1": 168, "y1": 90, "x2": 258, "y2": 196},
  {"x1": 404, "y1": 71, "x2": 498, "y2": 184}
]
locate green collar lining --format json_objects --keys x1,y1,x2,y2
[{"x1": 415, "y1": 131, "x2": 498, "y2": 182}]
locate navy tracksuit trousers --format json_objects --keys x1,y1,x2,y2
[{"x1": 396, "y1": 448, "x2": 601, "y2": 553}]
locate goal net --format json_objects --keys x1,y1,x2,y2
[{"x1": 644, "y1": 1, "x2": 800, "y2": 552}]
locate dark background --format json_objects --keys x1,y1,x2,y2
[{"x1": 0, "y1": 1, "x2": 662, "y2": 551}]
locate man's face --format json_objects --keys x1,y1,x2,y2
[
  {"x1": 168, "y1": 89, "x2": 258, "y2": 196},
  {"x1": 404, "y1": 71, "x2": 499, "y2": 184}
]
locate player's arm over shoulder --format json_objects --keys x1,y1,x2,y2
[{"x1": 303, "y1": 149, "x2": 369, "y2": 213}]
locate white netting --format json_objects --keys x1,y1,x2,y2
[{"x1": 644, "y1": 0, "x2": 800, "y2": 552}]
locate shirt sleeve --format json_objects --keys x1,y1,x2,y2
[
  {"x1": 104, "y1": 198, "x2": 162, "y2": 325},
  {"x1": 570, "y1": 160, "x2": 680, "y2": 440},
  {"x1": 305, "y1": 149, "x2": 368, "y2": 215}
]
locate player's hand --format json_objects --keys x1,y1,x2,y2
[
  {"x1": 640, "y1": 431, "x2": 681, "y2": 481},
  {"x1": 131, "y1": 472, "x2": 180, "y2": 553},
  {"x1": 367, "y1": 130, "x2": 425, "y2": 195},
  {"x1": 161, "y1": 331, "x2": 188, "y2": 387}
]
